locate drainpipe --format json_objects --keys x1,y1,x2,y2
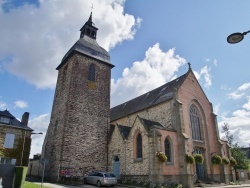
[{"x1": 124, "y1": 139, "x2": 127, "y2": 175}]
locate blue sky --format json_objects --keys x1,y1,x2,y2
[{"x1": 1, "y1": 0, "x2": 250, "y2": 157}]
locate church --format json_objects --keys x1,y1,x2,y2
[{"x1": 41, "y1": 13, "x2": 234, "y2": 187}]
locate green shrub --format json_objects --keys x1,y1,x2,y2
[
  {"x1": 222, "y1": 157, "x2": 230, "y2": 165},
  {"x1": 156, "y1": 151, "x2": 167, "y2": 163},
  {"x1": 14, "y1": 166, "x2": 28, "y2": 188},
  {"x1": 230, "y1": 157, "x2": 237, "y2": 166},
  {"x1": 193, "y1": 154, "x2": 204, "y2": 164},
  {"x1": 211, "y1": 155, "x2": 222, "y2": 165},
  {"x1": 185, "y1": 154, "x2": 195, "y2": 164}
]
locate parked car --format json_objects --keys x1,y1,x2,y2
[{"x1": 83, "y1": 171, "x2": 117, "y2": 187}]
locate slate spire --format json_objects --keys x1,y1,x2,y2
[{"x1": 80, "y1": 12, "x2": 98, "y2": 39}]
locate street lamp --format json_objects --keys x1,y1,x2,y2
[
  {"x1": 227, "y1": 29, "x2": 250, "y2": 44},
  {"x1": 20, "y1": 132, "x2": 43, "y2": 166},
  {"x1": 31, "y1": 132, "x2": 43, "y2": 135}
]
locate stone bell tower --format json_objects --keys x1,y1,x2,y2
[{"x1": 42, "y1": 12, "x2": 114, "y2": 181}]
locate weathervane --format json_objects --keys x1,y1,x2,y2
[{"x1": 90, "y1": 3, "x2": 94, "y2": 12}]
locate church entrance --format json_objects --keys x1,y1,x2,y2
[
  {"x1": 194, "y1": 148, "x2": 205, "y2": 181},
  {"x1": 113, "y1": 156, "x2": 120, "y2": 179}
]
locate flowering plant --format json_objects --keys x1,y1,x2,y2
[
  {"x1": 186, "y1": 154, "x2": 195, "y2": 164},
  {"x1": 211, "y1": 155, "x2": 222, "y2": 165},
  {"x1": 222, "y1": 157, "x2": 230, "y2": 165},
  {"x1": 156, "y1": 151, "x2": 167, "y2": 163},
  {"x1": 193, "y1": 154, "x2": 204, "y2": 164},
  {"x1": 230, "y1": 157, "x2": 237, "y2": 166}
]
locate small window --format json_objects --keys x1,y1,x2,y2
[
  {"x1": 88, "y1": 64, "x2": 96, "y2": 81},
  {"x1": 4, "y1": 133, "x2": 15, "y2": 148},
  {"x1": 97, "y1": 173, "x2": 103, "y2": 177},
  {"x1": 164, "y1": 137, "x2": 171, "y2": 162},
  {"x1": 91, "y1": 31, "x2": 96, "y2": 38},
  {"x1": 136, "y1": 133, "x2": 142, "y2": 158},
  {"x1": 0, "y1": 116, "x2": 10, "y2": 124},
  {"x1": 87, "y1": 28, "x2": 91, "y2": 35}
]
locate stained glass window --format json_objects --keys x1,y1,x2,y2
[{"x1": 190, "y1": 105, "x2": 203, "y2": 140}]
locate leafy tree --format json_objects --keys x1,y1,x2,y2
[
  {"x1": 222, "y1": 123, "x2": 250, "y2": 170},
  {"x1": 0, "y1": 137, "x2": 5, "y2": 156}
]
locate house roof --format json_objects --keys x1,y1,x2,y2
[
  {"x1": 138, "y1": 116, "x2": 164, "y2": 132},
  {"x1": 0, "y1": 109, "x2": 15, "y2": 118},
  {"x1": 117, "y1": 124, "x2": 131, "y2": 139},
  {"x1": 0, "y1": 110, "x2": 33, "y2": 131},
  {"x1": 110, "y1": 71, "x2": 189, "y2": 121}
]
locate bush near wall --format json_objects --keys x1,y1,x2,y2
[
  {"x1": 186, "y1": 154, "x2": 195, "y2": 164},
  {"x1": 193, "y1": 154, "x2": 204, "y2": 164},
  {"x1": 211, "y1": 155, "x2": 222, "y2": 165},
  {"x1": 222, "y1": 157, "x2": 230, "y2": 165},
  {"x1": 14, "y1": 166, "x2": 28, "y2": 188}
]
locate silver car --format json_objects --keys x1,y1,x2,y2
[{"x1": 83, "y1": 171, "x2": 117, "y2": 187}]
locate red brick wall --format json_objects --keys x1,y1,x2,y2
[{"x1": 178, "y1": 70, "x2": 220, "y2": 175}]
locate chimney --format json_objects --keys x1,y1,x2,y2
[{"x1": 21, "y1": 112, "x2": 29, "y2": 126}]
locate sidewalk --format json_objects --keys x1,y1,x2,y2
[{"x1": 34, "y1": 182, "x2": 82, "y2": 188}]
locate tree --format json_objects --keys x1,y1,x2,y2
[
  {"x1": 222, "y1": 123, "x2": 250, "y2": 170},
  {"x1": 0, "y1": 137, "x2": 4, "y2": 157}
]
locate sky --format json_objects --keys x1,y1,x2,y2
[{"x1": 0, "y1": 0, "x2": 250, "y2": 158}]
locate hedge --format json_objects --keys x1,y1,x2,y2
[{"x1": 14, "y1": 166, "x2": 28, "y2": 188}]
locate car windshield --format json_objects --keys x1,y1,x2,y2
[{"x1": 104, "y1": 173, "x2": 116, "y2": 177}]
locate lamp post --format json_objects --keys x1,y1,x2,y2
[
  {"x1": 20, "y1": 132, "x2": 43, "y2": 166},
  {"x1": 227, "y1": 29, "x2": 250, "y2": 44}
]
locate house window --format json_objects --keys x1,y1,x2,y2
[
  {"x1": 136, "y1": 133, "x2": 142, "y2": 158},
  {"x1": 190, "y1": 104, "x2": 203, "y2": 141},
  {"x1": 4, "y1": 133, "x2": 15, "y2": 148},
  {"x1": 164, "y1": 137, "x2": 171, "y2": 162},
  {"x1": 88, "y1": 64, "x2": 95, "y2": 81},
  {"x1": 0, "y1": 116, "x2": 10, "y2": 124}
]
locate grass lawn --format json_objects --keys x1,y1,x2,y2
[{"x1": 23, "y1": 181, "x2": 51, "y2": 188}]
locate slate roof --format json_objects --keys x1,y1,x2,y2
[
  {"x1": 0, "y1": 110, "x2": 15, "y2": 118},
  {"x1": 138, "y1": 116, "x2": 164, "y2": 132},
  {"x1": 110, "y1": 71, "x2": 189, "y2": 121},
  {"x1": 57, "y1": 36, "x2": 114, "y2": 70},
  {"x1": 0, "y1": 110, "x2": 33, "y2": 131},
  {"x1": 117, "y1": 124, "x2": 131, "y2": 139}
]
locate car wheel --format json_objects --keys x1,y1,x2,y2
[
  {"x1": 97, "y1": 180, "x2": 101, "y2": 187},
  {"x1": 83, "y1": 178, "x2": 87, "y2": 184}
]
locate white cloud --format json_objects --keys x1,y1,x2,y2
[
  {"x1": 228, "y1": 82, "x2": 250, "y2": 100},
  {"x1": 0, "y1": 0, "x2": 140, "y2": 89},
  {"x1": 218, "y1": 97, "x2": 250, "y2": 147},
  {"x1": 28, "y1": 113, "x2": 50, "y2": 157},
  {"x1": 243, "y1": 96, "x2": 250, "y2": 110},
  {"x1": 0, "y1": 101, "x2": 7, "y2": 110},
  {"x1": 214, "y1": 103, "x2": 220, "y2": 115},
  {"x1": 193, "y1": 65, "x2": 212, "y2": 88},
  {"x1": 204, "y1": 58, "x2": 217, "y2": 66},
  {"x1": 111, "y1": 43, "x2": 187, "y2": 106},
  {"x1": 238, "y1": 82, "x2": 250, "y2": 91},
  {"x1": 14, "y1": 100, "x2": 28, "y2": 109}
]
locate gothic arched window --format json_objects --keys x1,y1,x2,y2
[
  {"x1": 164, "y1": 137, "x2": 171, "y2": 162},
  {"x1": 190, "y1": 104, "x2": 203, "y2": 141},
  {"x1": 136, "y1": 133, "x2": 142, "y2": 158},
  {"x1": 88, "y1": 64, "x2": 95, "y2": 81}
]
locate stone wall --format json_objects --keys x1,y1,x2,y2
[
  {"x1": 111, "y1": 102, "x2": 172, "y2": 128},
  {"x1": 0, "y1": 125, "x2": 31, "y2": 165},
  {"x1": 43, "y1": 53, "x2": 112, "y2": 181},
  {"x1": 109, "y1": 117, "x2": 150, "y2": 176}
]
